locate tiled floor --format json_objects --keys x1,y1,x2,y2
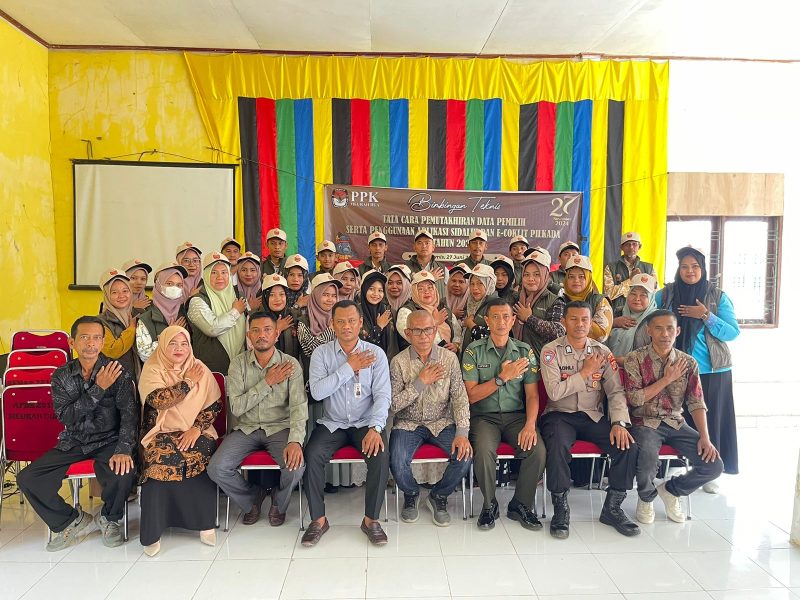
[{"x1": 0, "y1": 425, "x2": 798, "y2": 599}]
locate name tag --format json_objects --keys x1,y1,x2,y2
[
  {"x1": 354, "y1": 382, "x2": 362, "y2": 399},
  {"x1": 478, "y1": 364, "x2": 491, "y2": 369}
]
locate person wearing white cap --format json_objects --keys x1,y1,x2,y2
[
  {"x1": 607, "y1": 273, "x2": 658, "y2": 356},
  {"x1": 284, "y1": 254, "x2": 311, "y2": 311},
  {"x1": 234, "y1": 252, "x2": 263, "y2": 312},
  {"x1": 186, "y1": 253, "x2": 247, "y2": 374},
  {"x1": 122, "y1": 259, "x2": 153, "y2": 314},
  {"x1": 512, "y1": 250, "x2": 566, "y2": 357},
  {"x1": 604, "y1": 232, "x2": 656, "y2": 317},
  {"x1": 98, "y1": 268, "x2": 140, "y2": 379},
  {"x1": 464, "y1": 230, "x2": 489, "y2": 270},
  {"x1": 333, "y1": 261, "x2": 361, "y2": 302},
  {"x1": 550, "y1": 241, "x2": 580, "y2": 294},
  {"x1": 220, "y1": 237, "x2": 243, "y2": 285},
  {"x1": 136, "y1": 262, "x2": 189, "y2": 363},
  {"x1": 358, "y1": 231, "x2": 391, "y2": 276},
  {"x1": 491, "y1": 255, "x2": 517, "y2": 302},
  {"x1": 262, "y1": 228, "x2": 289, "y2": 276},
  {"x1": 562, "y1": 255, "x2": 613, "y2": 343},
  {"x1": 262, "y1": 273, "x2": 301, "y2": 359},
  {"x1": 396, "y1": 271, "x2": 461, "y2": 354},
  {"x1": 462, "y1": 263, "x2": 498, "y2": 353},
  {"x1": 314, "y1": 240, "x2": 338, "y2": 276},
  {"x1": 446, "y1": 263, "x2": 470, "y2": 321},
  {"x1": 508, "y1": 235, "x2": 530, "y2": 288},
  {"x1": 406, "y1": 229, "x2": 449, "y2": 300},
  {"x1": 176, "y1": 242, "x2": 203, "y2": 298}
]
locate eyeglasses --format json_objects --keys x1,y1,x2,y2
[
  {"x1": 408, "y1": 327, "x2": 436, "y2": 337},
  {"x1": 181, "y1": 258, "x2": 201, "y2": 265}
]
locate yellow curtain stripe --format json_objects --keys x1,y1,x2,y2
[
  {"x1": 408, "y1": 98, "x2": 428, "y2": 188},
  {"x1": 501, "y1": 101, "x2": 519, "y2": 191},
  {"x1": 312, "y1": 98, "x2": 332, "y2": 255}
]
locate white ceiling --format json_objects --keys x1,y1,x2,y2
[{"x1": 2, "y1": 0, "x2": 799, "y2": 60}]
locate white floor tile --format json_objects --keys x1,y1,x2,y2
[
  {"x1": 192, "y1": 558, "x2": 290, "y2": 600},
  {"x1": 705, "y1": 519, "x2": 794, "y2": 550},
  {"x1": 0, "y1": 526, "x2": 69, "y2": 564},
  {"x1": 504, "y1": 519, "x2": 592, "y2": 554},
  {"x1": 707, "y1": 590, "x2": 800, "y2": 600},
  {"x1": 451, "y1": 596, "x2": 538, "y2": 600},
  {"x1": 280, "y1": 557, "x2": 367, "y2": 599},
  {"x1": 106, "y1": 560, "x2": 211, "y2": 600},
  {"x1": 596, "y1": 552, "x2": 701, "y2": 594},
  {"x1": 643, "y1": 520, "x2": 733, "y2": 553},
  {"x1": 366, "y1": 556, "x2": 450, "y2": 597},
  {"x1": 672, "y1": 550, "x2": 783, "y2": 590},
  {"x1": 0, "y1": 562, "x2": 52, "y2": 600},
  {"x1": 216, "y1": 521, "x2": 299, "y2": 560},
  {"x1": 542, "y1": 595, "x2": 623, "y2": 600},
  {"x1": 571, "y1": 520, "x2": 664, "y2": 553},
  {"x1": 436, "y1": 519, "x2": 517, "y2": 556},
  {"x1": 444, "y1": 554, "x2": 534, "y2": 597},
  {"x1": 138, "y1": 527, "x2": 227, "y2": 562},
  {"x1": 292, "y1": 524, "x2": 367, "y2": 558},
  {"x1": 60, "y1": 531, "x2": 143, "y2": 562},
  {"x1": 623, "y1": 593, "x2": 712, "y2": 599},
  {"x1": 747, "y1": 549, "x2": 800, "y2": 588},
  {"x1": 22, "y1": 562, "x2": 132, "y2": 600},
  {"x1": 367, "y1": 522, "x2": 442, "y2": 557},
  {"x1": 520, "y1": 553, "x2": 619, "y2": 596},
  {"x1": 0, "y1": 505, "x2": 42, "y2": 531}
]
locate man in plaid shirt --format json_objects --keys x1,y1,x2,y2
[{"x1": 623, "y1": 309, "x2": 723, "y2": 524}]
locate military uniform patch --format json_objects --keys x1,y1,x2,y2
[
  {"x1": 463, "y1": 362, "x2": 475, "y2": 371},
  {"x1": 591, "y1": 372, "x2": 602, "y2": 381}
]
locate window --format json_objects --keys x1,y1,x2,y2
[{"x1": 666, "y1": 216, "x2": 781, "y2": 327}]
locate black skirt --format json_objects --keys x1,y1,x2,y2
[
  {"x1": 139, "y1": 472, "x2": 217, "y2": 546},
  {"x1": 687, "y1": 370, "x2": 739, "y2": 475}
]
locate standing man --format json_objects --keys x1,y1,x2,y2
[
  {"x1": 17, "y1": 316, "x2": 138, "y2": 551},
  {"x1": 314, "y1": 240, "x2": 338, "y2": 276},
  {"x1": 623, "y1": 310, "x2": 723, "y2": 524},
  {"x1": 358, "y1": 231, "x2": 391, "y2": 276},
  {"x1": 508, "y1": 235, "x2": 530, "y2": 288},
  {"x1": 207, "y1": 312, "x2": 307, "y2": 527},
  {"x1": 406, "y1": 229, "x2": 449, "y2": 299},
  {"x1": 461, "y1": 297, "x2": 546, "y2": 531},
  {"x1": 262, "y1": 228, "x2": 289, "y2": 276},
  {"x1": 302, "y1": 300, "x2": 392, "y2": 546},
  {"x1": 539, "y1": 301, "x2": 640, "y2": 539},
  {"x1": 464, "y1": 230, "x2": 489, "y2": 270},
  {"x1": 604, "y1": 232, "x2": 656, "y2": 316},
  {"x1": 550, "y1": 241, "x2": 580, "y2": 294},
  {"x1": 390, "y1": 310, "x2": 472, "y2": 526},
  {"x1": 221, "y1": 237, "x2": 242, "y2": 285}
]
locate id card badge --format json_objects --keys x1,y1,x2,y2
[{"x1": 354, "y1": 382, "x2": 363, "y2": 399}]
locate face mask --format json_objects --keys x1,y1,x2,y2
[{"x1": 161, "y1": 285, "x2": 183, "y2": 300}]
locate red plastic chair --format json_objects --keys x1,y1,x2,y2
[
  {"x1": 12, "y1": 330, "x2": 70, "y2": 355},
  {"x1": 61, "y1": 459, "x2": 129, "y2": 542},
  {"x1": 3, "y1": 367, "x2": 57, "y2": 387},
  {"x1": 331, "y1": 445, "x2": 389, "y2": 522},
  {"x1": 659, "y1": 444, "x2": 693, "y2": 519},
  {"x1": 8, "y1": 349, "x2": 69, "y2": 369}
]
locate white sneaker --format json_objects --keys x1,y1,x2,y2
[
  {"x1": 636, "y1": 499, "x2": 655, "y2": 524},
  {"x1": 702, "y1": 480, "x2": 720, "y2": 494},
  {"x1": 656, "y1": 482, "x2": 686, "y2": 523}
]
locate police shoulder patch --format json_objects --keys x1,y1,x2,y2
[
  {"x1": 608, "y1": 352, "x2": 619, "y2": 371},
  {"x1": 542, "y1": 350, "x2": 555, "y2": 364}
]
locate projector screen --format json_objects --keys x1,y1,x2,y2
[{"x1": 73, "y1": 161, "x2": 236, "y2": 288}]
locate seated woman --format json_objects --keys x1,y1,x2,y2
[
  {"x1": 262, "y1": 273, "x2": 300, "y2": 359},
  {"x1": 234, "y1": 251, "x2": 263, "y2": 312},
  {"x1": 123, "y1": 259, "x2": 152, "y2": 315},
  {"x1": 98, "y1": 268, "x2": 140, "y2": 379},
  {"x1": 396, "y1": 271, "x2": 461, "y2": 354},
  {"x1": 284, "y1": 254, "x2": 311, "y2": 312},
  {"x1": 176, "y1": 242, "x2": 203, "y2": 299},
  {"x1": 136, "y1": 262, "x2": 189, "y2": 363},
  {"x1": 461, "y1": 263, "x2": 498, "y2": 352},
  {"x1": 187, "y1": 253, "x2": 246, "y2": 375},
  {"x1": 446, "y1": 263, "x2": 470, "y2": 321},
  {"x1": 138, "y1": 326, "x2": 222, "y2": 556},
  {"x1": 607, "y1": 273, "x2": 658, "y2": 357},
  {"x1": 511, "y1": 250, "x2": 566, "y2": 357},
  {"x1": 562, "y1": 255, "x2": 613, "y2": 343},
  {"x1": 359, "y1": 269, "x2": 398, "y2": 362},
  {"x1": 333, "y1": 261, "x2": 360, "y2": 301},
  {"x1": 491, "y1": 255, "x2": 517, "y2": 301}
]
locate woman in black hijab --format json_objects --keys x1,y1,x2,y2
[{"x1": 359, "y1": 269, "x2": 398, "y2": 362}]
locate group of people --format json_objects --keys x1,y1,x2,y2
[{"x1": 15, "y1": 224, "x2": 740, "y2": 552}]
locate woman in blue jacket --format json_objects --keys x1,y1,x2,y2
[{"x1": 655, "y1": 246, "x2": 740, "y2": 491}]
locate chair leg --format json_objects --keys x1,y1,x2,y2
[
  {"x1": 541, "y1": 470, "x2": 547, "y2": 518},
  {"x1": 664, "y1": 459, "x2": 671, "y2": 476},
  {"x1": 123, "y1": 498, "x2": 129, "y2": 542},
  {"x1": 215, "y1": 485, "x2": 220, "y2": 528},
  {"x1": 395, "y1": 484, "x2": 400, "y2": 522},
  {"x1": 17, "y1": 463, "x2": 24, "y2": 504},
  {"x1": 599, "y1": 457, "x2": 609, "y2": 491},
  {"x1": 299, "y1": 478, "x2": 304, "y2": 531},
  {"x1": 0, "y1": 459, "x2": 5, "y2": 524},
  {"x1": 461, "y1": 476, "x2": 467, "y2": 520},
  {"x1": 588, "y1": 457, "x2": 596, "y2": 490},
  {"x1": 384, "y1": 489, "x2": 388, "y2": 522},
  {"x1": 469, "y1": 464, "x2": 474, "y2": 518},
  {"x1": 224, "y1": 496, "x2": 231, "y2": 532}
]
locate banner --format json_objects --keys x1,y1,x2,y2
[{"x1": 324, "y1": 184, "x2": 581, "y2": 265}]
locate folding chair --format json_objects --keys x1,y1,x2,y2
[
  {"x1": 659, "y1": 444, "x2": 693, "y2": 519},
  {"x1": 392, "y1": 443, "x2": 468, "y2": 521},
  {"x1": 540, "y1": 440, "x2": 606, "y2": 518},
  {"x1": 3, "y1": 367, "x2": 57, "y2": 387},
  {"x1": 329, "y1": 446, "x2": 389, "y2": 522},
  {"x1": 7, "y1": 349, "x2": 69, "y2": 370},
  {"x1": 11, "y1": 330, "x2": 70, "y2": 355}
]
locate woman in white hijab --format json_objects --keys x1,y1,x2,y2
[{"x1": 607, "y1": 273, "x2": 658, "y2": 356}]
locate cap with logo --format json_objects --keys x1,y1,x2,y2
[
  {"x1": 469, "y1": 229, "x2": 488, "y2": 242},
  {"x1": 490, "y1": 255, "x2": 515, "y2": 272},
  {"x1": 508, "y1": 235, "x2": 530, "y2": 249},
  {"x1": 261, "y1": 273, "x2": 289, "y2": 291},
  {"x1": 309, "y1": 272, "x2": 344, "y2": 292},
  {"x1": 620, "y1": 232, "x2": 642, "y2": 247},
  {"x1": 470, "y1": 263, "x2": 496, "y2": 279},
  {"x1": 676, "y1": 245, "x2": 707, "y2": 260},
  {"x1": 411, "y1": 270, "x2": 437, "y2": 286},
  {"x1": 121, "y1": 259, "x2": 152, "y2": 274},
  {"x1": 387, "y1": 264, "x2": 413, "y2": 281},
  {"x1": 153, "y1": 261, "x2": 188, "y2": 279},
  {"x1": 332, "y1": 261, "x2": 358, "y2": 276},
  {"x1": 521, "y1": 249, "x2": 552, "y2": 269},
  {"x1": 629, "y1": 273, "x2": 657, "y2": 293},
  {"x1": 175, "y1": 241, "x2": 202, "y2": 257},
  {"x1": 267, "y1": 228, "x2": 287, "y2": 242},
  {"x1": 237, "y1": 251, "x2": 261, "y2": 266},
  {"x1": 202, "y1": 252, "x2": 231, "y2": 270},
  {"x1": 414, "y1": 229, "x2": 434, "y2": 241},
  {"x1": 99, "y1": 267, "x2": 130, "y2": 288},
  {"x1": 558, "y1": 241, "x2": 580, "y2": 256},
  {"x1": 284, "y1": 254, "x2": 309, "y2": 272},
  {"x1": 360, "y1": 269, "x2": 387, "y2": 285},
  {"x1": 316, "y1": 240, "x2": 336, "y2": 254},
  {"x1": 449, "y1": 263, "x2": 472, "y2": 277},
  {"x1": 220, "y1": 237, "x2": 241, "y2": 251},
  {"x1": 565, "y1": 255, "x2": 593, "y2": 273},
  {"x1": 367, "y1": 231, "x2": 387, "y2": 244}
]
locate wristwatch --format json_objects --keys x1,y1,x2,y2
[
  {"x1": 372, "y1": 425, "x2": 383, "y2": 434},
  {"x1": 494, "y1": 376, "x2": 505, "y2": 387},
  {"x1": 614, "y1": 420, "x2": 629, "y2": 428}
]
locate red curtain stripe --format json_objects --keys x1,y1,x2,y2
[
  {"x1": 535, "y1": 101, "x2": 556, "y2": 191},
  {"x1": 350, "y1": 99, "x2": 372, "y2": 186},
  {"x1": 446, "y1": 100, "x2": 467, "y2": 190},
  {"x1": 255, "y1": 98, "x2": 280, "y2": 252}
]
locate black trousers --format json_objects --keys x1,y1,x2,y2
[
  {"x1": 303, "y1": 424, "x2": 389, "y2": 521},
  {"x1": 540, "y1": 411, "x2": 637, "y2": 494},
  {"x1": 17, "y1": 442, "x2": 136, "y2": 532}
]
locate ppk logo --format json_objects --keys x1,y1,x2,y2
[
  {"x1": 331, "y1": 187, "x2": 381, "y2": 208},
  {"x1": 331, "y1": 187, "x2": 349, "y2": 208}
]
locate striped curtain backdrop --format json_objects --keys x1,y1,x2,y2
[{"x1": 239, "y1": 95, "x2": 656, "y2": 271}]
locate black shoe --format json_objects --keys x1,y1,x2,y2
[
  {"x1": 550, "y1": 490, "x2": 570, "y2": 539},
  {"x1": 599, "y1": 488, "x2": 641, "y2": 537},
  {"x1": 507, "y1": 499, "x2": 543, "y2": 531},
  {"x1": 324, "y1": 483, "x2": 339, "y2": 494},
  {"x1": 477, "y1": 498, "x2": 499, "y2": 530}
]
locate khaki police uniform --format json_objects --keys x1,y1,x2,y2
[
  {"x1": 462, "y1": 336, "x2": 546, "y2": 510},
  {"x1": 539, "y1": 335, "x2": 637, "y2": 494}
]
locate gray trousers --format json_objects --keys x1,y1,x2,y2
[
  {"x1": 207, "y1": 428, "x2": 305, "y2": 513},
  {"x1": 632, "y1": 422, "x2": 724, "y2": 502}
]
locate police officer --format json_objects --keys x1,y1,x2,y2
[
  {"x1": 539, "y1": 300, "x2": 640, "y2": 539},
  {"x1": 464, "y1": 230, "x2": 489, "y2": 270},
  {"x1": 603, "y1": 232, "x2": 656, "y2": 316},
  {"x1": 461, "y1": 297, "x2": 546, "y2": 531}
]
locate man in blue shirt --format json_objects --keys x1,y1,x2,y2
[{"x1": 301, "y1": 300, "x2": 392, "y2": 547}]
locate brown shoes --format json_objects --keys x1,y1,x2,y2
[
  {"x1": 268, "y1": 488, "x2": 286, "y2": 527},
  {"x1": 360, "y1": 519, "x2": 388, "y2": 545},
  {"x1": 242, "y1": 488, "x2": 269, "y2": 525},
  {"x1": 300, "y1": 519, "x2": 329, "y2": 547}
]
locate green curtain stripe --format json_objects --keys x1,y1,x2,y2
[
  {"x1": 554, "y1": 101, "x2": 574, "y2": 191},
  {"x1": 370, "y1": 99, "x2": 390, "y2": 187},
  {"x1": 465, "y1": 99, "x2": 484, "y2": 190},
  {"x1": 276, "y1": 99, "x2": 298, "y2": 253}
]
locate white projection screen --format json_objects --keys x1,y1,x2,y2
[{"x1": 73, "y1": 161, "x2": 236, "y2": 288}]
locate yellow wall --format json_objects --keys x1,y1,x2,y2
[
  {"x1": 48, "y1": 50, "x2": 211, "y2": 330},
  {"x1": 0, "y1": 19, "x2": 60, "y2": 353}
]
